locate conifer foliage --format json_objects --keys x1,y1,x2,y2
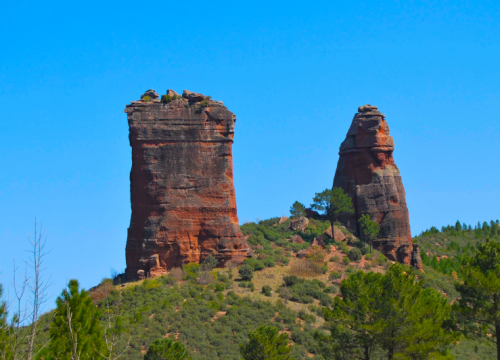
[
  {"x1": 144, "y1": 338, "x2": 190, "y2": 360},
  {"x1": 240, "y1": 325, "x2": 292, "y2": 360},
  {"x1": 311, "y1": 187, "x2": 354, "y2": 241},
  {"x1": 454, "y1": 240, "x2": 500, "y2": 360},
  {"x1": 317, "y1": 264, "x2": 455, "y2": 360},
  {"x1": 289, "y1": 201, "x2": 306, "y2": 218},
  {"x1": 45, "y1": 279, "x2": 104, "y2": 360}
]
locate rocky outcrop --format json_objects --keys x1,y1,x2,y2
[
  {"x1": 411, "y1": 244, "x2": 423, "y2": 271},
  {"x1": 312, "y1": 236, "x2": 325, "y2": 248},
  {"x1": 333, "y1": 105, "x2": 420, "y2": 266},
  {"x1": 324, "y1": 226, "x2": 347, "y2": 242},
  {"x1": 290, "y1": 235, "x2": 305, "y2": 244},
  {"x1": 124, "y1": 89, "x2": 249, "y2": 280},
  {"x1": 289, "y1": 217, "x2": 309, "y2": 232}
]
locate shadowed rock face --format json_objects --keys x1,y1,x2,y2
[
  {"x1": 124, "y1": 90, "x2": 248, "y2": 280},
  {"x1": 333, "y1": 105, "x2": 415, "y2": 265}
]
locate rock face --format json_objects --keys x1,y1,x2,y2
[
  {"x1": 124, "y1": 89, "x2": 249, "y2": 280},
  {"x1": 288, "y1": 217, "x2": 309, "y2": 232},
  {"x1": 324, "y1": 226, "x2": 347, "y2": 242},
  {"x1": 333, "y1": 105, "x2": 418, "y2": 266}
]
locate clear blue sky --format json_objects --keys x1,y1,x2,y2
[{"x1": 1, "y1": 0, "x2": 499, "y2": 308}]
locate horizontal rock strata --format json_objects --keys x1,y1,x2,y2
[
  {"x1": 333, "y1": 105, "x2": 419, "y2": 266},
  {"x1": 125, "y1": 89, "x2": 248, "y2": 280}
]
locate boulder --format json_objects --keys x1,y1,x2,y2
[
  {"x1": 278, "y1": 216, "x2": 288, "y2": 224},
  {"x1": 166, "y1": 89, "x2": 180, "y2": 97},
  {"x1": 324, "y1": 226, "x2": 347, "y2": 242},
  {"x1": 141, "y1": 89, "x2": 159, "y2": 100},
  {"x1": 289, "y1": 217, "x2": 309, "y2": 232},
  {"x1": 124, "y1": 89, "x2": 249, "y2": 280},
  {"x1": 290, "y1": 235, "x2": 305, "y2": 244},
  {"x1": 410, "y1": 244, "x2": 424, "y2": 271},
  {"x1": 312, "y1": 236, "x2": 325, "y2": 248},
  {"x1": 297, "y1": 249, "x2": 309, "y2": 258},
  {"x1": 333, "y1": 105, "x2": 413, "y2": 265},
  {"x1": 182, "y1": 89, "x2": 205, "y2": 102}
]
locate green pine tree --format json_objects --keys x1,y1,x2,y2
[
  {"x1": 311, "y1": 187, "x2": 354, "y2": 241},
  {"x1": 454, "y1": 240, "x2": 500, "y2": 360},
  {"x1": 317, "y1": 265, "x2": 455, "y2": 360},
  {"x1": 0, "y1": 284, "x2": 9, "y2": 360},
  {"x1": 45, "y1": 279, "x2": 105, "y2": 360},
  {"x1": 240, "y1": 325, "x2": 292, "y2": 360},
  {"x1": 316, "y1": 271, "x2": 383, "y2": 360},
  {"x1": 289, "y1": 201, "x2": 306, "y2": 218},
  {"x1": 358, "y1": 214, "x2": 380, "y2": 251},
  {"x1": 144, "y1": 338, "x2": 190, "y2": 360}
]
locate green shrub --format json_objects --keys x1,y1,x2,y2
[
  {"x1": 342, "y1": 257, "x2": 351, "y2": 265},
  {"x1": 239, "y1": 264, "x2": 254, "y2": 281},
  {"x1": 283, "y1": 275, "x2": 303, "y2": 287},
  {"x1": 248, "y1": 282, "x2": 255, "y2": 292},
  {"x1": 348, "y1": 248, "x2": 362, "y2": 262},
  {"x1": 264, "y1": 257, "x2": 276, "y2": 267},
  {"x1": 329, "y1": 271, "x2": 342, "y2": 280},
  {"x1": 329, "y1": 255, "x2": 340, "y2": 263},
  {"x1": 144, "y1": 338, "x2": 189, "y2": 360},
  {"x1": 365, "y1": 252, "x2": 373, "y2": 261},
  {"x1": 161, "y1": 94, "x2": 173, "y2": 104},
  {"x1": 238, "y1": 281, "x2": 248, "y2": 288},
  {"x1": 143, "y1": 95, "x2": 151, "y2": 102},
  {"x1": 324, "y1": 286, "x2": 338, "y2": 294},
  {"x1": 262, "y1": 285, "x2": 272, "y2": 297}
]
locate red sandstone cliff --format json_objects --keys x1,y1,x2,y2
[
  {"x1": 333, "y1": 105, "x2": 419, "y2": 267},
  {"x1": 125, "y1": 89, "x2": 248, "y2": 280}
]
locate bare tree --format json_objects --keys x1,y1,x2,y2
[
  {"x1": 96, "y1": 299, "x2": 130, "y2": 360},
  {"x1": 0, "y1": 220, "x2": 51, "y2": 360},
  {"x1": 26, "y1": 220, "x2": 51, "y2": 360}
]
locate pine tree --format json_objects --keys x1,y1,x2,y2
[
  {"x1": 289, "y1": 201, "x2": 306, "y2": 218},
  {"x1": 311, "y1": 187, "x2": 354, "y2": 241},
  {"x1": 454, "y1": 240, "x2": 500, "y2": 360},
  {"x1": 46, "y1": 279, "x2": 104, "y2": 360},
  {"x1": 0, "y1": 284, "x2": 9, "y2": 360},
  {"x1": 144, "y1": 338, "x2": 190, "y2": 360},
  {"x1": 240, "y1": 325, "x2": 292, "y2": 360},
  {"x1": 358, "y1": 214, "x2": 380, "y2": 251},
  {"x1": 317, "y1": 265, "x2": 455, "y2": 360},
  {"x1": 455, "y1": 220, "x2": 462, "y2": 232},
  {"x1": 316, "y1": 271, "x2": 383, "y2": 360}
]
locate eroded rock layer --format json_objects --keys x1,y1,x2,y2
[
  {"x1": 125, "y1": 89, "x2": 248, "y2": 280},
  {"x1": 333, "y1": 105, "x2": 416, "y2": 265}
]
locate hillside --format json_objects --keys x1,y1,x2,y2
[{"x1": 26, "y1": 217, "x2": 500, "y2": 359}]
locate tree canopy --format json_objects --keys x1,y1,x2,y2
[
  {"x1": 317, "y1": 264, "x2": 455, "y2": 360},
  {"x1": 240, "y1": 325, "x2": 292, "y2": 360},
  {"x1": 144, "y1": 338, "x2": 190, "y2": 360},
  {"x1": 311, "y1": 187, "x2": 354, "y2": 241},
  {"x1": 454, "y1": 240, "x2": 500, "y2": 360},
  {"x1": 358, "y1": 214, "x2": 380, "y2": 251},
  {"x1": 289, "y1": 201, "x2": 306, "y2": 218}
]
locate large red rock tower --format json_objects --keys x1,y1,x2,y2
[
  {"x1": 124, "y1": 89, "x2": 249, "y2": 280},
  {"x1": 333, "y1": 105, "x2": 419, "y2": 266}
]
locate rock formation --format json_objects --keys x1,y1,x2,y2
[
  {"x1": 124, "y1": 89, "x2": 249, "y2": 280},
  {"x1": 288, "y1": 217, "x2": 309, "y2": 232},
  {"x1": 333, "y1": 105, "x2": 420, "y2": 266}
]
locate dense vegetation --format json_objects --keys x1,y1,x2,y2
[{"x1": 2, "y1": 216, "x2": 500, "y2": 359}]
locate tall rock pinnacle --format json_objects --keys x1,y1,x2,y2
[
  {"x1": 333, "y1": 105, "x2": 418, "y2": 266},
  {"x1": 124, "y1": 89, "x2": 249, "y2": 280}
]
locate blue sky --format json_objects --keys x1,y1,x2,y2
[{"x1": 1, "y1": 0, "x2": 499, "y2": 308}]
